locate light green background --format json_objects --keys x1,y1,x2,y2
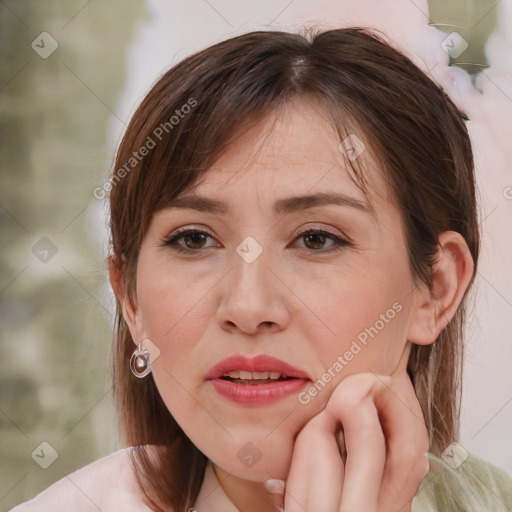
[{"x1": 0, "y1": 2, "x2": 145, "y2": 509}]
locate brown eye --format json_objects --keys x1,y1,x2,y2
[
  {"x1": 163, "y1": 228, "x2": 218, "y2": 253},
  {"x1": 295, "y1": 229, "x2": 350, "y2": 253},
  {"x1": 303, "y1": 232, "x2": 329, "y2": 250},
  {"x1": 183, "y1": 232, "x2": 208, "y2": 249}
]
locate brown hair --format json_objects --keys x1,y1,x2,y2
[{"x1": 108, "y1": 26, "x2": 479, "y2": 511}]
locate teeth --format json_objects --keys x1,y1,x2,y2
[
  {"x1": 222, "y1": 371, "x2": 285, "y2": 380},
  {"x1": 253, "y1": 371, "x2": 270, "y2": 379}
]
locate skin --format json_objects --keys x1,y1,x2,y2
[{"x1": 113, "y1": 97, "x2": 474, "y2": 512}]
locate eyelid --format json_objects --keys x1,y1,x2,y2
[
  {"x1": 292, "y1": 227, "x2": 351, "y2": 253},
  {"x1": 163, "y1": 223, "x2": 347, "y2": 242},
  {"x1": 161, "y1": 225, "x2": 217, "y2": 246},
  {"x1": 163, "y1": 223, "x2": 212, "y2": 237},
  {"x1": 162, "y1": 222, "x2": 352, "y2": 253},
  {"x1": 291, "y1": 222, "x2": 350, "y2": 242}
]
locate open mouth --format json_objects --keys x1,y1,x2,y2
[
  {"x1": 207, "y1": 355, "x2": 310, "y2": 405},
  {"x1": 220, "y1": 370, "x2": 292, "y2": 385}
]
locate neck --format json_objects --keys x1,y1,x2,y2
[{"x1": 213, "y1": 463, "x2": 278, "y2": 512}]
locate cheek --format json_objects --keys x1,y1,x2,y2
[
  {"x1": 135, "y1": 268, "x2": 216, "y2": 398},
  {"x1": 138, "y1": 265, "x2": 207, "y2": 341},
  {"x1": 137, "y1": 274, "x2": 213, "y2": 434},
  {"x1": 302, "y1": 271, "x2": 411, "y2": 378}
]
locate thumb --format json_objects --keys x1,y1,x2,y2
[{"x1": 264, "y1": 479, "x2": 285, "y2": 512}]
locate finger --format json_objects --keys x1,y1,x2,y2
[
  {"x1": 372, "y1": 372, "x2": 430, "y2": 511},
  {"x1": 328, "y1": 384, "x2": 386, "y2": 512},
  {"x1": 285, "y1": 410, "x2": 344, "y2": 512},
  {"x1": 264, "y1": 479, "x2": 285, "y2": 512}
]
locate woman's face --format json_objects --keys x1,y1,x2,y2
[{"x1": 124, "y1": 98, "x2": 426, "y2": 480}]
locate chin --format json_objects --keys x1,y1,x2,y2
[{"x1": 210, "y1": 442, "x2": 293, "y2": 481}]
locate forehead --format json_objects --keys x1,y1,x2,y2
[
  {"x1": 203, "y1": 99, "x2": 352, "y2": 181},
  {"x1": 185, "y1": 98, "x2": 387, "y2": 216}
]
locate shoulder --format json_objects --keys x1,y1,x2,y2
[
  {"x1": 413, "y1": 447, "x2": 512, "y2": 511},
  {"x1": 10, "y1": 447, "x2": 154, "y2": 512}
]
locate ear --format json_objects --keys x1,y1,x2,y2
[
  {"x1": 407, "y1": 231, "x2": 474, "y2": 346},
  {"x1": 108, "y1": 257, "x2": 146, "y2": 347}
]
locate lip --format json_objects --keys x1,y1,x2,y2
[
  {"x1": 206, "y1": 354, "x2": 311, "y2": 380},
  {"x1": 206, "y1": 354, "x2": 311, "y2": 406}
]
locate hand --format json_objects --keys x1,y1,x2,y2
[{"x1": 272, "y1": 362, "x2": 430, "y2": 511}]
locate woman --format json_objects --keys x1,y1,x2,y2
[{"x1": 12, "y1": 26, "x2": 512, "y2": 512}]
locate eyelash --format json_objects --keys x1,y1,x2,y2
[{"x1": 161, "y1": 227, "x2": 351, "y2": 255}]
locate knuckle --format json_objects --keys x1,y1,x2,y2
[
  {"x1": 328, "y1": 373, "x2": 379, "y2": 408},
  {"x1": 406, "y1": 452, "x2": 431, "y2": 485},
  {"x1": 388, "y1": 447, "x2": 429, "y2": 476},
  {"x1": 418, "y1": 453, "x2": 431, "y2": 479}
]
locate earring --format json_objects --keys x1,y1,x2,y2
[{"x1": 130, "y1": 342, "x2": 152, "y2": 378}]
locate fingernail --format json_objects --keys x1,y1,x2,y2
[{"x1": 264, "y1": 479, "x2": 285, "y2": 494}]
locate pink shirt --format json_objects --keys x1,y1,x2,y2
[{"x1": 9, "y1": 448, "x2": 239, "y2": 512}]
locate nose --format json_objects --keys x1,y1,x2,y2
[{"x1": 216, "y1": 245, "x2": 291, "y2": 336}]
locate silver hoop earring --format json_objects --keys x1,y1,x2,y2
[{"x1": 130, "y1": 342, "x2": 152, "y2": 378}]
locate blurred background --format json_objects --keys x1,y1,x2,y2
[{"x1": 1, "y1": 0, "x2": 511, "y2": 509}]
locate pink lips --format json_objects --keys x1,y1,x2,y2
[{"x1": 206, "y1": 354, "x2": 310, "y2": 405}]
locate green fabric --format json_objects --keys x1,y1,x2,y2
[{"x1": 412, "y1": 450, "x2": 512, "y2": 511}]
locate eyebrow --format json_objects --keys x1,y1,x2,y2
[{"x1": 160, "y1": 192, "x2": 373, "y2": 217}]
